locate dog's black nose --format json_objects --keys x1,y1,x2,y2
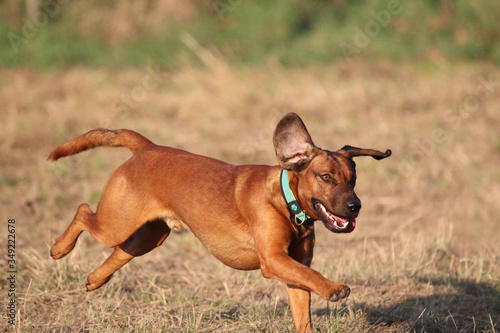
[{"x1": 346, "y1": 199, "x2": 361, "y2": 213}]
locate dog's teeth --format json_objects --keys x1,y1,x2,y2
[{"x1": 318, "y1": 202, "x2": 349, "y2": 229}]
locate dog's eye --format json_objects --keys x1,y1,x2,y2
[{"x1": 321, "y1": 174, "x2": 331, "y2": 182}]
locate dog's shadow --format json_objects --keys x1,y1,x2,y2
[{"x1": 314, "y1": 278, "x2": 500, "y2": 332}]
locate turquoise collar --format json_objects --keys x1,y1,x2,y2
[{"x1": 280, "y1": 169, "x2": 315, "y2": 225}]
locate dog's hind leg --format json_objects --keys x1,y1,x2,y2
[
  {"x1": 86, "y1": 219, "x2": 171, "y2": 291},
  {"x1": 51, "y1": 203, "x2": 94, "y2": 260}
]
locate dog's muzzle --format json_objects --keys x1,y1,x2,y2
[{"x1": 313, "y1": 200, "x2": 356, "y2": 233}]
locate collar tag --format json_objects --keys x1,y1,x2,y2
[{"x1": 280, "y1": 169, "x2": 314, "y2": 225}]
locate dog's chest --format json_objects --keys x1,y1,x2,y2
[{"x1": 193, "y1": 229, "x2": 261, "y2": 270}]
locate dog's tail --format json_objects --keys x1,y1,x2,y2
[{"x1": 48, "y1": 129, "x2": 154, "y2": 161}]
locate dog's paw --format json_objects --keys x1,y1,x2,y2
[
  {"x1": 86, "y1": 273, "x2": 112, "y2": 292},
  {"x1": 330, "y1": 285, "x2": 350, "y2": 302},
  {"x1": 50, "y1": 242, "x2": 75, "y2": 260}
]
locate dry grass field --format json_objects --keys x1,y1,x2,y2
[{"x1": 1, "y1": 57, "x2": 500, "y2": 332}]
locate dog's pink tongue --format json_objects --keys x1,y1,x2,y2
[{"x1": 346, "y1": 217, "x2": 356, "y2": 233}]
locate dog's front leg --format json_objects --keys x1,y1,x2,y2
[
  {"x1": 252, "y1": 217, "x2": 350, "y2": 304},
  {"x1": 286, "y1": 285, "x2": 312, "y2": 333},
  {"x1": 255, "y1": 241, "x2": 349, "y2": 302},
  {"x1": 258, "y1": 244, "x2": 349, "y2": 332},
  {"x1": 286, "y1": 235, "x2": 314, "y2": 333}
]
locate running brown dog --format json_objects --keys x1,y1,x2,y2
[{"x1": 49, "y1": 113, "x2": 390, "y2": 332}]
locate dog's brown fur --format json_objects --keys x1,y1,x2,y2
[{"x1": 49, "y1": 113, "x2": 390, "y2": 332}]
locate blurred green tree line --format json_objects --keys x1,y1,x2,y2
[{"x1": 1, "y1": 0, "x2": 499, "y2": 68}]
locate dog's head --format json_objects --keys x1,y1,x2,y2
[{"x1": 273, "y1": 113, "x2": 391, "y2": 233}]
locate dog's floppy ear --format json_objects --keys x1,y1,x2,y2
[
  {"x1": 339, "y1": 145, "x2": 392, "y2": 160},
  {"x1": 273, "y1": 113, "x2": 319, "y2": 171}
]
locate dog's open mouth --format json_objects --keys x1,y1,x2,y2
[{"x1": 313, "y1": 200, "x2": 356, "y2": 233}]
